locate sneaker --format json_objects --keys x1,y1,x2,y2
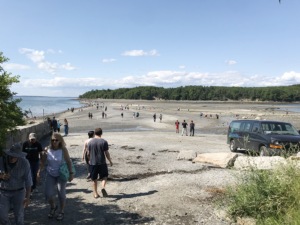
[{"x1": 101, "y1": 189, "x2": 108, "y2": 197}]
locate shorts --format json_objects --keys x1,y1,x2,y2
[{"x1": 90, "y1": 164, "x2": 108, "y2": 180}]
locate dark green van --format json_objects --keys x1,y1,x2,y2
[{"x1": 227, "y1": 120, "x2": 300, "y2": 156}]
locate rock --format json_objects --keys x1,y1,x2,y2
[
  {"x1": 234, "y1": 156, "x2": 286, "y2": 170},
  {"x1": 139, "y1": 148, "x2": 144, "y2": 151},
  {"x1": 193, "y1": 152, "x2": 238, "y2": 168},
  {"x1": 121, "y1": 145, "x2": 128, "y2": 148},
  {"x1": 177, "y1": 150, "x2": 197, "y2": 161},
  {"x1": 152, "y1": 153, "x2": 155, "y2": 155},
  {"x1": 236, "y1": 217, "x2": 256, "y2": 225},
  {"x1": 254, "y1": 117, "x2": 261, "y2": 120},
  {"x1": 214, "y1": 209, "x2": 227, "y2": 219}
]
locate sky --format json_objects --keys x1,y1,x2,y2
[{"x1": 1, "y1": 0, "x2": 300, "y2": 97}]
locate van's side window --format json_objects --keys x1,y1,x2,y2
[
  {"x1": 252, "y1": 123, "x2": 260, "y2": 132},
  {"x1": 230, "y1": 122, "x2": 241, "y2": 132},
  {"x1": 244, "y1": 122, "x2": 252, "y2": 132},
  {"x1": 240, "y1": 122, "x2": 245, "y2": 131}
]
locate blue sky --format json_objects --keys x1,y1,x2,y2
[{"x1": 1, "y1": 0, "x2": 299, "y2": 97}]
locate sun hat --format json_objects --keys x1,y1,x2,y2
[
  {"x1": 4, "y1": 143, "x2": 27, "y2": 157},
  {"x1": 29, "y1": 133, "x2": 36, "y2": 139}
]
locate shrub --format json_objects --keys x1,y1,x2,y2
[{"x1": 217, "y1": 158, "x2": 300, "y2": 224}]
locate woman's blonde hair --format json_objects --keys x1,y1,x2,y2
[{"x1": 49, "y1": 133, "x2": 66, "y2": 149}]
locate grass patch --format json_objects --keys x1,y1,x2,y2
[{"x1": 216, "y1": 158, "x2": 300, "y2": 224}]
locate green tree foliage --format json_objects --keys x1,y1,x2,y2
[
  {"x1": 0, "y1": 52, "x2": 26, "y2": 155},
  {"x1": 79, "y1": 85, "x2": 300, "y2": 102}
]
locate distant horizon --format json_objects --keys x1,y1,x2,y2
[{"x1": 15, "y1": 95, "x2": 78, "y2": 98}]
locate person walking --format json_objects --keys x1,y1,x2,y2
[
  {"x1": 121, "y1": 112, "x2": 123, "y2": 121},
  {"x1": 87, "y1": 128, "x2": 113, "y2": 198},
  {"x1": 102, "y1": 112, "x2": 105, "y2": 119},
  {"x1": 0, "y1": 144, "x2": 32, "y2": 225},
  {"x1": 57, "y1": 119, "x2": 61, "y2": 133},
  {"x1": 159, "y1": 114, "x2": 163, "y2": 123},
  {"x1": 37, "y1": 133, "x2": 74, "y2": 221},
  {"x1": 88, "y1": 112, "x2": 91, "y2": 119},
  {"x1": 82, "y1": 131, "x2": 95, "y2": 179},
  {"x1": 133, "y1": 112, "x2": 135, "y2": 119},
  {"x1": 22, "y1": 133, "x2": 43, "y2": 195},
  {"x1": 47, "y1": 117, "x2": 52, "y2": 130},
  {"x1": 181, "y1": 120, "x2": 188, "y2": 136},
  {"x1": 153, "y1": 113, "x2": 156, "y2": 122},
  {"x1": 90, "y1": 113, "x2": 93, "y2": 119},
  {"x1": 52, "y1": 117, "x2": 58, "y2": 132},
  {"x1": 175, "y1": 120, "x2": 180, "y2": 133},
  {"x1": 189, "y1": 120, "x2": 195, "y2": 136},
  {"x1": 64, "y1": 118, "x2": 68, "y2": 136}
]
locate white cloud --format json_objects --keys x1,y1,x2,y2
[
  {"x1": 194, "y1": 66, "x2": 200, "y2": 68},
  {"x1": 121, "y1": 49, "x2": 160, "y2": 56},
  {"x1": 103, "y1": 59, "x2": 117, "y2": 63},
  {"x1": 19, "y1": 48, "x2": 78, "y2": 75},
  {"x1": 179, "y1": 66, "x2": 186, "y2": 69},
  {"x1": 1, "y1": 63, "x2": 31, "y2": 70},
  {"x1": 58, "y1": 50, "x2": 63, "y2": 54},
  {"x1": 20, "y1": 71, "x2": 300, "y2": 90},
  {"x1": 47, "y1": 49, "x2": 55, "y2": 54},
  {"x1": 61, "y1": 63, "x2": 78, "y2": 70},
  {"x1": 225, "y1": 60, "x2": 237, "y2": 65}
]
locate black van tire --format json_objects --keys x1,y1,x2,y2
[
  {"x1": 260, "y1": 146, "x2": 270, "y2": 156},
  {"x1": 230, "y1": 139, "x2": 238, "y2": 152}
]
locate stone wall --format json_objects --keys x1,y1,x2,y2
[{"x1": 5, "y1": 121, "x2": 52, "y2": 149}]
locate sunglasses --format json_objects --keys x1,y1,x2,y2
[{"x1": 51, "y1": 139, "x2": 59, "y2": 142}]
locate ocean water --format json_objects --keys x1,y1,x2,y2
[{"x1": 14, "y1": 96, "x2": 83, "y2": 117}]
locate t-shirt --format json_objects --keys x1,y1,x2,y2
[
  {"x1": 87, "y1": 138, "x2": 109, "y2": 165},
  {"x1": 175, "y1": 122, "x2": 180, "y2": 126},
  {"x1": 52, "y1": 119, "x2": 58, "y2": 128},
  {"x1": 182, "y1": 122, "x2": 188, "y2": 128},
  {"x1": 22, "y1": 141, "x2": 43, "y2": 163},
  {"x1": 57, "y1": 122, "x2": 61, "y2": 128}
]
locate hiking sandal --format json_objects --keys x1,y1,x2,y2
[
  {"x1": 48, "y1": 205, "x2": 58, "y2": 219},
  {"x1": 57, "y1": 212, "x2": 64, "y2": 221},
  {"x1": 101, "y1": 189, "x2": 108, "y2": 197}
]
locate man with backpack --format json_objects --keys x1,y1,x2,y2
[{"x1": 190, "y1": 120, "x2": 195, "y2": 136}]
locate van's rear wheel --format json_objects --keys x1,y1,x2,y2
[
  {"x1": 230, "y1": 139, "x2": 237, "y2": 152},
  {"x1": 260, "y1": 146, "x2": 270, "y2": 156}
]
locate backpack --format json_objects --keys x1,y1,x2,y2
[{"x1": 190, "y1": 123, "x2": 194, "y2": 128}]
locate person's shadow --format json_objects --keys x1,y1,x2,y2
[{"x1": 108, "y1": 190, "x2": 158, "y2": 202}]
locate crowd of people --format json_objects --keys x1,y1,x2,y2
[
  {"x1": 175, "y1": 120, "x2": 195, "y2": 136},
  {"x1": 0, "y1": 127, "x2": 112, "y2": 224},
  {"x1": 47, "y1": 117, "x2": 69, "y2": 136}
]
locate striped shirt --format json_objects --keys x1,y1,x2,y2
[{"x1": 0, "y1": 156, "x2": 32, "y2": 190}]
